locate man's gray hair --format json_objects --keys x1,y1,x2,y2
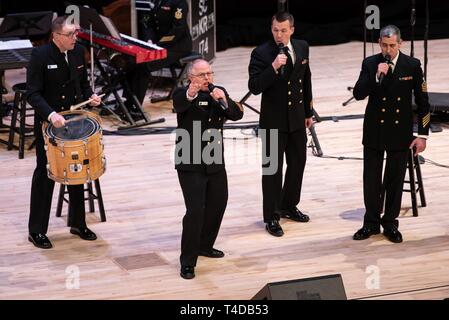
[
  {"x1": 379, "y1": 25, "x2": 401, "y2": 42},
  {"x1": 187, "y1": 58, "x2": 208, "y2": 75}
]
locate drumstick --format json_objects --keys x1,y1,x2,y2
[
  {"x1": 65, "y1": 114, "x2": 89, "y2": 124},
  {"x1": 70, "y1": 93, "x2": 105, "y2": 111},
  {"x1": 63, "y1": 114, "x2": 88, "y2": 132}
]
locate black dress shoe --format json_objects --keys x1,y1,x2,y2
[
  {"x1": 265, "y1": 220, "x2": 284, "y2": 237},
  {"x1": 28, "y1": 233, "x2": 53, "y2": 249},
  {"x1": 353, "y1": 226, "x2": 381, "y2": 240},
  {"x1": 199, "y1": 248, "x2": 225, "y2": 258},
  {"x1": 70, "y1": 227, "x2": 97, "y2": 241},
  {"x1": 383, "y1": 228, "x2": 403, "y2": 243},
  {"x1": 180, "y1": 266, "x2": 195, "y2": 279},
  {"x1": 279, "y1": 208, "x2": 310, "y2": 222}
]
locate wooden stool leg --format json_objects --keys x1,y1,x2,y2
[
  {"x1": 56, "y1": 184, "x2": 66, "y2": 217},
  {"x1": 7, "y1": 94, "x2": 19, "y2": 150},
  {"x1": 414, "y1": 156, "x2": 427, "y2": 207},
  {"x1": 94, "y1": 179, "x2": 106, "y2": 222},
  {"x1": 87, "y1": 182, "x2": 95, "y2": 213},
  {"x1": 28, "y1": 138, "x2": 37, "y2": 150},
  {"x1": 408, "y1": 151, "x2": 418, "y2": 217}
]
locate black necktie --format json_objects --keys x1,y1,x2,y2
[
  {"x1": 284, "y1": 47, "x2": 293, "y2": 76},
  {"x1": 385, "y1": 61, "x2": 394, "y2": 79},
  {"x1": 388, "y1": 61, "x2": 394, "y2": 75}
]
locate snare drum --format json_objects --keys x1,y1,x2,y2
[{"x1": 43, "y1": 110, "x2": 106, "y2": 185}]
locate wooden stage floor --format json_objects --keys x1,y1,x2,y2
[{"x1": 1, "y1": 40, "x2": 449, "y2": 300}]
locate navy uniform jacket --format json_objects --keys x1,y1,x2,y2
[
  {"x1": 139, "y1": 0, "x2": 192, "y2": 55},
  {"x1": 173, "y1": 86, "x2": 244, "y2": 173},
  {"x1": 248, "y1": 39, "x2": 314, "y2": 133},
  {"x1": 26, "y1": 41, "x2": 93, "y2": 129},
  {"x1": 353, "y1": 52, "x2": 430, "y2": 151}
]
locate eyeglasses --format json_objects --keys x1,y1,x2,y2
[
  {"x1": 190, "y1": 72, "x2": 214, "y2": 79},
  {"x1": 56, "y1": 30, "x2": 79, "y2": 38}
]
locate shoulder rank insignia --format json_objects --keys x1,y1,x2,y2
[
  {"x1": 421, "y1": 81, "x2": 428, "y2": 92},
  {"x1": 160, "y1": 35, "x2": 175, "y2": 42},
  {"x1": 175, "y1": 8, "x2": 183, "y2": 20}
]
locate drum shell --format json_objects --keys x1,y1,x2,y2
[{"x1": 43, "y1": 111, "x2": 106, "y2": 185}]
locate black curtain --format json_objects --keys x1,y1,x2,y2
[{"x1": 216, "y1": 0, "x2": 449, "y2": 51}]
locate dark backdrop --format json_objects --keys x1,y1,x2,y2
[
  {"x1": 1, "y1": 0, "x2": 448, "y2": 50},
  {"x1": 216, "y1": 0, "x2": 449, "y2": 51}
]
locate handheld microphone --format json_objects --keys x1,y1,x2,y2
[
  {"x1": 379, "y1": 54, "x2": 392, "y2": 85},
  {"x1": 208, "y1": 83, "x2": 228, "y2": 111},
  {"x1": 278, "y1": 43, "x2": 286, "y2": 76}
]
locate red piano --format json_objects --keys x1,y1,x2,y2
[{"x1": 77, "y1": 29, "x2": 167, "y2": 64}]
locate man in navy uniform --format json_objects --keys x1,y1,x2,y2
[
  {"x1": 173, "y1": 59, "x2": 243, "y2": 279},
  {"x1": 248, "y1": 12, "x2": 314, "y2": 237},
  {"x1": 352, "y1": 25, "x2": 430, "y2": 243},
  {"x1": 27, "y1": 16, "x2": 102, "y2": 249},
  {"x1": 126, "y1": 0, "x2": 192, "y2": 108}
]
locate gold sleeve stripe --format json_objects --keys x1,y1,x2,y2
[{"x1": 422, "y1": 114, "x2": 431, "y2": 127}]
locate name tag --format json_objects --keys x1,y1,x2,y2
[
  {"x1": 77, "y1": 65, "x2": 84, "y2": 69},
  {"x1": 47, "y1": 64, "x2": 58, "y2": 69},
  {"x1": 199, "y1": 101, "x2": 209, "y2": 106},
  {"x1": 399, "y1": 76, "x2": 413, "y2": 81}
]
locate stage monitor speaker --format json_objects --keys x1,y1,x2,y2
[{"x1": 252, "y1": 274, "x2": 347, "y2": 300}]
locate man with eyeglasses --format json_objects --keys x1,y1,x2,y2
[
  {"x1": 173, "y1": 59, "x2": 243, "y2": 279},
  {"x1": 26, "y1": 16, "x2": 102, "y2": 249},
  {"x1": 248, "y1": 12, "x2": 314, "y2": 237}
]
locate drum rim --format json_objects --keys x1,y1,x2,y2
[{"x1": 44, "y1": 111, "x2": 101, "y2": 141}]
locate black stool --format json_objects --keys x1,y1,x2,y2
[
  {"x1": 7, "y1": 82, "x2": 35, "y2": 159},
  {"x1": 380, "y1": 149, "x2": 426, "y2": 217},
  {"x1": 56, "y1": 179, "x2": 106, "y2": 223},
  {"x1": 150, "y1": 52, "x2": 203, "y2": 103},
  {"x1": 403, "y1": 150, "x2": 426, "y2": 216}
]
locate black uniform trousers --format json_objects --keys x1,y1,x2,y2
[
  {"x1": 262, "y1": 129, "x2": 307, "y2": 222},
  {"x1": 28, "y1": 129, "x2": 86, "y2": 234},
  {"x1": 177, "y1": 169, "x2": 228, "y2": 267},
  {"x1": 363, "y1": 146, "x2": 409, "y2": 229}
]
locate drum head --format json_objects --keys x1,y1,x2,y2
[{"x1": 48, "y1": 113, "x2": 99, "y2": 141}]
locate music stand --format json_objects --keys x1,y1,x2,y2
[
  {"x1": 0, "y1": 11, "x2": 52, "y2": 144},
  {"x1": 77, "y1": 6, "x2": 120, "y2": 39},
  {"x1": 238, "y1": 91, "x2": 323, "y2": 157},
  {"x1": 342, "y1": 0, "x2": 371, "y2": 107},
  {"x1": 74, "y1": 5, "x2": 165, "y2": 129},
  {"x1": 0, "y1": 11, "x2": 53, "y2": 39}
]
